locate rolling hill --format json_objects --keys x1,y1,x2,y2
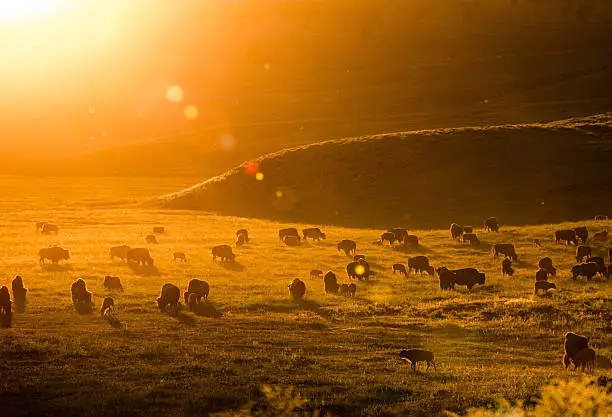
[{"x1": 159, "y1": 113, "x2": 612, "y2": 228}]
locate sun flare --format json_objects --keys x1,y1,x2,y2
[{"x1": 0, "y1": 0, "x2": 60, "y2": 22}]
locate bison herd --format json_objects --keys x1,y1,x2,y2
[{"x1": 2, "y1": 218, "x2": 609, "y2": 375}]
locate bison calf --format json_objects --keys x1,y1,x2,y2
[
  {"x1": 501, "y1": 258, "x2": 514, "y2": 278},
  {"x1": 534, "y1": 281, "x2": 556, "y2": 295},
  {"x1": 288, "y1": 279, "x2": 306, "y2": 301},
  {"x1": 392, "y1": 264, "x2": 407, "y2": 276}
]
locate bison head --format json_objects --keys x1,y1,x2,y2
[{"x1": 478, "y1": 273, "x2": 486, "y2": 285}]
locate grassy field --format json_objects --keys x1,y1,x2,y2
[{"x1": 0, "y1": 177, "x2": 610, "y2": 416}]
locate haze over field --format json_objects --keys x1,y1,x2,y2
[{"x1": 0, "y1": 1, "x2": 611, "y2": 416}]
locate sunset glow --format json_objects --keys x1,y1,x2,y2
[{"x1": 0, "y1": 0, "x2": 60, "y2": 22}]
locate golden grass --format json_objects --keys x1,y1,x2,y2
[{"x1": 0, "y1": 177, "x2": 610, "y2": 416}]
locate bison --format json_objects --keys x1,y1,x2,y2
[
  {"x1": 324, "y1": 271, "x2": 339, "y2": 294},
  {"x1": 0, "y1": 286, "x2": 12, "y2": 328},
  {"x1": 157, "y1": 283, "x2": 180, "y2": 314},
  {"x1": 501, "y1": 258, "x2": 514, "y2": 278},
  {"x1": 100, "y1": 297, "x2": 115, "y2": 317},
  {"x1": 337, "y1": 240, "x2": 357, "y2": 256},
  {"x1": 585, "y1": 257, "x2": 608, "y2": 277},
  {"x1": 571, "y1": 262, "x2": 599, "y2": 281},
  {"x1": 173, "y1": 252, "x2": 187, "y2": 262},
  {"x1": 346, "y1": 260, "x2": 370, "y2": 280},
  {"x1": 450, "y1": 223, "x2": 464, "y2": 240},
  {"x1": 380, "y1": 232, "x2": 396, "y2": 245},
  {"x1": 353, "y1": 254, "x2": 366, "y2": 262},
  {"x1": 593, "y1": 230, "x2": 608, "y2": 241},
  {"x1": 388, "y1": 228, "x2": 409, "y2": 243},
  {"x1": 288, "y1": 279, "x2": 306, "y2": 301},
  {"x1": 484, "y1": 217, "x2": 499, "y2": 232},
  {"x1": 279, "y1": 228, "x2": 299, "y2": 241},
  {"x1": 399, "y1": 349, "x2": 436, "y2": 372},
  {"x1": 236, "y1": 229, "x2": 249, "y2": 243},
  {"x1": 461, "y1": 233, "x2": 480, "y2": 246},
  {"x1": 71, "y1": 279, "x2": 92, "y2": 313},
  {"x1": 41, "y1": 223, "x2": 59, "y2": 235},
  {"x1": 576, "y1": 245, "x2": 592, "y2": 262},
  {"x1": 534, "y1": 281, "x2": 556, "y2": 295},
  {"x1": 594, "y1": 215, "x2": 608, "y2": 221},
  {"x1": 453, "y1": 268, "x2": 485, "y2": 290},
  {"x1": 310, "y1": 269, "x2": 323, "y2": 279},
  {"x1": 555, "y1": 229, "x2": 578, "y2": 245},
  {"x1": 392, "y1": 263, "x2": 407, "y2": 276},
  {"x1": 463, "y1": 226, "x2": 473, "y2": 234},
  {"x1": 437, "y1": 267, "x2": 455, "y2": 290},
  {"x1": 236, "y1": 233, "x2": 247, "y2": 247},
  {"x1": 535, "y1": 268, "x2": 549, "y2": 282},
  {"x1": 110, "y1": 245, "x2": 131, "y2": 261},
  {"x1": 538, "y1": 257, "x2": 557, "y2": 276},
  {"x1": 103, "y1": 276, "x2": 123, "y2": 291},
  {"x1": 533, "y1": 239, "x2": 542, "y2": 248},
  {"x1": 283, "y1": 235, "x2": 301, "y2": 246},
  {"x1": 145, "y1": 235, "x2": 158, "y2": 244},
  {"x1": 184, "y1": 279, "x2": 210, "y2": 310},
  {"x1": 574, "y1": 226, "x2": 588, "y2": 243},
  {"x1": 127, "y1": 248, "x2": 154, "y2": 266},
  {"x1": 563, "y1": 332, "x2": 589, "y2": 370},
  {"x1": 39, "y1": 246, "x2": 70, "y2": 265},
  {"x1": 339, "y1": 283, "x2": 350, "y2": 297},
  {"x1": 491, "y1": 244, "x2": 518, "y2": 261},
  {"x1": 408, "y1": 256, "x2": 434, "y2": 276},
  {"x1": 573, "y1": 348, "x2": 596, "y2": 372},
  {"x1": 11, "y1": 276, "x2": 27, "y2": 308},
  {"x1": 347, "y1": 283, "x2": 356, "y2": 297},
  {"x1": 153, "y1": 226, "x2": 165, "y2": 234},
  {"x1": 303, "y1": 228, "x2": 326, "y2": 241},
  {"x1": 211, "y1": 245, "x2": 235, "y2": 263},
  {"x1": 404, "y1": 235, "x2": 419, "y2": 247}
]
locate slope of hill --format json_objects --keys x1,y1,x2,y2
[
  {"x1": 5, "y1": 0, "x2": 612, "y2": 176},
  {"x1": 159, "y1": 113, "x2": 612, "y2": 228}
]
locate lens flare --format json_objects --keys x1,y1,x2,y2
[
  {"x1": 355, "y1": 265, "x2": 365, "y2": 276},
  {"x1": 255, "y1": 172, "x2": 264, "y2": 181},
  {"x1": 184, "y1": 105, "x2": 198, "y2": 120},
  {"x1": 166, "y1": 85, "x2": 184, "y2": 103},
  {"x1": 244, "y1": 162, "x2": 259, "y2": 176}
]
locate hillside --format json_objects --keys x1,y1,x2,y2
[
  {"x1": 160, "y1": 113, "x2": 612, "y2": 228},
  {"x1": 5, "y1": 0, "x2": 612, "y2": 176}
]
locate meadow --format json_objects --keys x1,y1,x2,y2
[{"x1": 0, "y1": 177, "x2": 609, "y2": 416}]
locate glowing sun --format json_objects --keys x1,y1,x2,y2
[{"x1": 0, "y1": 0, "x2": 60, "y2": 23}]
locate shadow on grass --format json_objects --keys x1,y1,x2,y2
[
  {"x1": 244, "y1": 299, "x2": 335, "y2": 321},
  {"x1": 191, "y1": 302, "x2": 223, "y2": 319},
  {"x1": 41, "y1": 264, "x2": 72, "y2": 272},
  {"x1": 392, "y1": 244, "x2": 434, "y2": 254},
  {"x1": 127, "y1": 263, "x2": 160, "y2": 276},
  {"x1": 172, "y1": 311, "x2": 196, "y2": 325},
  {"x1": 74, "y1": 302, "x2": 93, "y2": 315},
  {"x1": 220, "y1": 261, "x2": 245, "y2": 272},
  {"x1": 14, "y1": 302, "x2": 26, "y2": 313}
]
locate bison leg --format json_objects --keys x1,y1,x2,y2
[{"x1": 562, "y1": 354, "x2": 571, "y2": 369}]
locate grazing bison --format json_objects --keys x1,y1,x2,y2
[
  {"x1": 184, "y1": 279, "x2": 210, "y2": 310},
  {"x1": 283, "y1": 235, "x2": 301, "y2": 246},
  {"x1": 573, "y1": 348, "x2": 596, "y2": 372},
  {"x1": 484, "y1": 217, "x2": 499, "y2": 232},
  {"x1": 236, "y1": 229, "x2": 249, "y2": 243},
  {"x1": 576, "y1": 245, "x2": 592, "y2": 262},
  {"x1": 453, "y1": 268, "x2": 485, "y2": 290},
  {"x1": 337, "y1": 240, "x2": 357, "y2": 256},
  {"x1": 461, "y1": 233, "x2": 480, "y2": 246},
  {"x1": 153, "y1": 226, "x2": 165, "y2": 234},
  {"x1": 110, "y1": 245, "x2": 131, "y2": 261},
  {"x1": 173, "y1": 252, "x2": 187, "y2": 262},
  {"x1": 491, "y1": 244, "x2": 518, "y2": 261},
  {"x1": 157, "y1": 283, "x2": 180, "y2": 314},
  {"x1": 404, "y1": 235, "x2": 419, "y2": 247},
  {"x1": 145, "y1": 235, "x2": 158, "y2": 244},
  {"x1": 348, "y1": 283, "x2": 356, "y2": 297},
  {"x1": 71, "y1": 279, "x2": 92, "y2": 313},
  {"x1": 347, "y1": 260, "x2": 370, "y2": 280},
  {"x1": 39, "y1": 246, "x2": 70, "y2": 265},
  {"x1": 538, "y1": 257, "x2": 557, "y2": 276},
  {"x1": 595, "y1": 215, "x2": 608, "y2": 221},
  {"x1": 11, "y1": 276, "x2": 27, "y2": 307},
  {"x1": 534, "y1": 281, "x2": 556, "y2": 295},
  {"x1": 437, "y1": 267, "x2": 455, "y2": 290},
  {"x1": 585, "y1": 257, "x2": 608, "y2": 277},
  {"x1": 563, "y1": 332, "x2": 590, "y2": 370},
  {"x1": 555, "y1": 229, "x2": 579, "y2": 245},
  {"x1": 303, "y1": 228, "x2": 326, "y2": 241},
  {"x1": 392, "y1": 264, "x2": 408, "y2": 276},
  {"x1": 380, "y1": 232, "x2": 396, "y2": 245},
  {"x1": 408, "y1": 256, "x2": 434, "y2": 276},
  {"x1": 463, "y1": 226, "x2": 473, "y2": 234},
  {"x1": 310, "y1": 269, "x2": 323, "y2": 279},
  {"x1": 127, "y1": 248, "x2": 154, "y2": 266},
  {"x1": 450, "y1": 223, "x2": 464, "y2": 240},
  {"x1": 279, "y1": 228, "x2": 299, "y2": 241},
  {"x1": 35, "y1": 221, "x2": 46, "y2": 231},
  {"x1": 574, "y1": 226, "x2": 588, "y2": 243},
  {"x1": 288, "y1": 279, "x2": 306, "y2": 301},
  {"x1": 41, "y1": 223, "x2": 59, "y2": 235},
  {"x1": 339, "y1": 284, "x2": 350, "y2": 297},
  {"x1": 211, "y1": 245, "x2": 235, "y2": 263},
  {"x1": 103, "y1": 276, "x2": 123, "y2": 291},
  {"x1": 236, "y1": 233, "x2": 247, "y2": 247},
  {"x1": 399, "y1": 349, "x2": 436, "y2": 372},
  {"x1": 100, "y1": 297, "x2": 115, "y2": 317},
  {"x1": 535, "y1": 269, "x2": 549, "y2": 282},
  {"x1": 0, "y1": 286, "x2": 12, "y2": 328},
  {"x1": 388, "y1": 228, "x2": 409, "y2": 243},
  {"x1": 571, "y1": 262, "x2": 599, "y2": 281},
  {"x1": 501, "y1": 258, "x2": 514, "y2": 278},
  {"x1": 593, "y1": 230, "x2": 609, "y2": 241},
  {"x1": 324, "y1": 271, "x2": 339, "y2": 294},
  {"x1": 533, "y1": 239, "x2": 542, "y2": 248}
]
